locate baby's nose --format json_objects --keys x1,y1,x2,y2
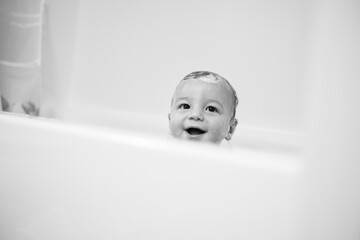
[{"x1": 189, "y1": 108, "x2": 204, "y2": 121}]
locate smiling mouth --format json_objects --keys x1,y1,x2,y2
[{"x1": 186, "y1": 127, "x2": 206, "y2": 136}]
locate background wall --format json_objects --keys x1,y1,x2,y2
[
  {"x1": 60, "y1": 0, "x2": 309, "y2": 136},
  {"x1": 41, "y1": 0, "x2": 79, "y2": 117}
]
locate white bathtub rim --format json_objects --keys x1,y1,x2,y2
[{"x1": 0, "y1": 112, "x2": 303, "y2": 176}]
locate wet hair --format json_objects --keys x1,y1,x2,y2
[{"x1": 174, "y1": 71, "x2": 238, "y2": 120}]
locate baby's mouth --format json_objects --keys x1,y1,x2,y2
[{"x1": 185, "y1": 127, "x2": 206, "y2": 136}]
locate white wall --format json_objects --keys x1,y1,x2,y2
[
  {"x1": 64, "y1": 0, "x2": 308, "y2": 135},
  {"x1": 41, "y1": 0, "x2": 80, "y2": 117},
  {"x1": 302, "y1": 1, "x2": 360, "y2": 239}
]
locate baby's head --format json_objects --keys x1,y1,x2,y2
[{"x1": 168, "y1": 71, "x2": 238, "y2": 144}]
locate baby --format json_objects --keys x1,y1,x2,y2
[{"x1": 168, "y1": 71, "x2": 238, "y2": 144}]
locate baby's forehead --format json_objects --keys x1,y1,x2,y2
[{"x1": 173, "y1": 77, "x2": 234, "y2": 106}]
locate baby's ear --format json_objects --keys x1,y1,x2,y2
[
  {"x1": 168, "y1": 113, "x2": 173, "y2": 136},
  {"x1": 225, "y1": 118, "x2": 238, "y2": 141}
]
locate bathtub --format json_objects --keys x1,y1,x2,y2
[{"x1": 0, "y1": 112, "x2": 303, "y2": 240}]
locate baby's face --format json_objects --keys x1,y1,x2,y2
[{"x1": 169, "y1": 76, "x2": 235, "y2": 144}]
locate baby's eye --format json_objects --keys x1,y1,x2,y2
[
  {"x1": 179, "y1": 103, "x2": 190, "y2": 109},
  {"x1": 206, "y1": 106, "x2": 218, "y2": 113}
]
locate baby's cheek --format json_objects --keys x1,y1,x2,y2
[
  {"x1": 217, "y1": 118, "x2": 229, "y2": 130},
  {"x1": 217, "y1": 120, "x2": 230, "y2": 138},
  {"x1": 209, "y1": 123, "x2": 227, "y2": 141},
  {"x1": 169, "y1": 118, "x2": 183, "y2": 137}
]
